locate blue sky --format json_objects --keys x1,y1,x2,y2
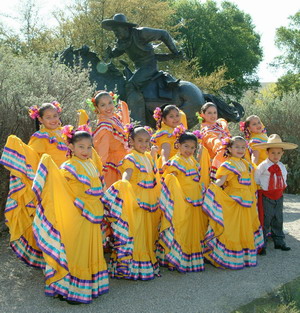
[{"x1": 1, "y1": 0, "x2": 299, "y2": 82}]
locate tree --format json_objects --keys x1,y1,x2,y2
[
  {"x1": 273, "y1": 11, "x2": 300, "y2": 95},
  {"x1": 169, "y1": 0, "x2": 263, "y2": 98}
]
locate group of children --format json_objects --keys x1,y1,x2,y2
[{"x1": 0, "y1": 91, "x2": 298, "y2": 304}]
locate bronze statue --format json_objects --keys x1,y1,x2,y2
[{"x1": 102, "y1": 13, "x2": 183, "y2": 121}]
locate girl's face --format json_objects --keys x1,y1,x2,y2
[
  {"x1": 247, "y1": 117, "x2": 263, "y2": 134},
  {"x1": 228, "y1": 139, "x2": 247, "y2": 158},
  {"x1": 131, "y1": 132, "x2": 150, "y2": 154},
  {"x1": 38, "y1": 108, "x2": 60, "y2": 130},
  {"x1": 178, "y1": 140, "x2": 197, "y2": 158},
  {"x1": 70, "y1": 138, "x2": 93, "y2": 160},
  {"x1": 162, "y1": 109, "x2": 180, "y2": 128},
  {"x1": 202, "y1": 106, "x2": 218, "y2": 124},
  {"x1": 96, "y1": 95, "x2": 115, "y2": 118}
]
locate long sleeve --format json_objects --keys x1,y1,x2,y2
[{"x1": 138, "y1": 27, "x2": 179, "y2": 54}]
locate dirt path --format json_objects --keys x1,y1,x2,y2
[{"x1": 1, "y1": 194, "x2": 300, "y2": 313}]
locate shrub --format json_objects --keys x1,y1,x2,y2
[
  {"x1": 0, "y1": 47, "x2": 95, "y2": 224},
  {"x1": 233, "y1": 90, "x2": 300, "y2": 194}
]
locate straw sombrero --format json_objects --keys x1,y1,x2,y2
[
  {"x1": 252, "y1": 134, "x2": 298, "y2": 150},
  {"x1": 102, "y1": 14, "x2": 137, "y2": 31}
]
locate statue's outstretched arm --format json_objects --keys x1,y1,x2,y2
[
  {"x1": 138, "y1": 27, "x2": 180, "y2": 55},
  {"x1": 105, "y1": 45, "x2": 125, "y2": 59}
]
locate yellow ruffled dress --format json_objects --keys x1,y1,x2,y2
[
  {"x1": 32, "y1": 154, "x2": 109, "y2": 303},
  {"x1": 157, "y1": 153, "x2": 207, "y2": 272},
  {"x1": 151, "y1": 122, "x2": 178, "y2": 173},
  {"x1": 249, "y1": 132, "x2": 268, "y2": 165},
  {"x1": 102, "y1": 151, "x2": 161, "y2": 280},
  {"x1": 202, "y1": 157, "x2": 264, "y2": 269},
  {"x1": 0, "y1": 129, "x2": 68, "y2": 268}
]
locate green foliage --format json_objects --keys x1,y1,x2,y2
[
  {"x1": 0, "y1": 46, "x2": 95, "y2": 216},
  {"x1": 273, "y1": 11, "x2": 300, "y2": 94},
  {"x1": 169, "y1": 0, "x2": 263, "y2": 98},
  {"x1": 274, "y1": 11, "x2": 300, "y2": 71},
  {"x1": 240, "y1": 90, "x2": 300, "y2": 194},
  {"x1": 275, "y1": 72, "x2": 300, "y2": 96}
]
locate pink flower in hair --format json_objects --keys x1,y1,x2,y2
[
  {"x1": 192, "y1": 130, "x2": 203, "y2": 140},
  {"x1": 77, "y1": 124, "x2": 92, "y2": 135},
  {"x1": 144, "y1": 126, "x2": 153, "y2": 137},
  {"x1": 172, "y1": 123, "x2": 186, "y2": 138},
  {"x1": 239, "y1": 121, "x2": 245, "y2": 132},
  {"x1": 28, "y1": 105, "x2": 40, "y2": 119},
  {"x1": 61, "y1": 125, "x2": 74, "y2": 140},
  {"x1": 221, "y1": 137, "x2": 231, "y2": 147},
  {"x1": 124, "y1": 123, "x2": 134, "y2": 134},
  {"x1": 52, "y1": 101, "x2": 62, "y2": 113},
  {"x1": 153, "y1": 107, "x2": 162, "y2": 121}
]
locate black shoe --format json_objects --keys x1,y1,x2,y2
[
  {"x1": 259, "y1": 248, "x2": 266, "y2": 255},
  {"x1": 274, "y1": 244, "x2": 291, "y2": 251},
  {"x1": 66, "y1": 300, "x2": 82, "y2": 305}
]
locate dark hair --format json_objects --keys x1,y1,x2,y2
[
  {"x1": 200, "y1": 102, "x2": 217, "y2": 114},
  {"x1": 157, "y1": 104, "x2": 179, "y2": 128},
  {"x1": 94, "y1": 90, "x2": 111, "y2": 106},
  {"x1": 244, "y1": 115, "x2": 260, "y2": 129},
  {"x1": 68, "y1": 131, "x2": 92, "y2": 145},
  {"x1": 39, "y1": 103, "x2": 59, "y2": 117},
  {"x1": 225, "y1": 136, "x2": 247, "y2": 157},
  {"x1": 35, "y1": 103, "x2": 61, "y2": 131},
  {"x1": 178, "y1": 132, "x2": 198, "y2": 145}
]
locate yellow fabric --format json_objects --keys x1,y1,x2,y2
[
  {"x1": 179, "y1": 110, "x2": 188, "y2": 128},
  {"x1": 199, "y1": 145, "x2": 211, "y2": 188},
  {"x1": 28, "y1": 127, "x2": 68, "y2": 167},
  {"x1": 34, "y1": 154, "x2": 108, "y2": 293},
  {"x1": 151, "y1": 122, "x2": 178, "y2": 173},
  {"x1": 77, "y1": 109, "x2": 89, "y2": 126},
  {"x1": 158, "y1": 154, "x2": 206, "y2": 271},
  {"x1": 249, "y1": 132, "x2": 268, "y2": 165},
  {"x1": 1, "y1": 136, "x2": 40, "y2": 241},
  {"x1": 216, "y1": 157, "x2": 256, "y2": 205}
]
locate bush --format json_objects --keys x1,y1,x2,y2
[
  {"x1": 234, "y1": 90, "x2": 300, "y2": 194},
  {"x1": 0, "y1": 47, "x2": 96, "y2": 223}
]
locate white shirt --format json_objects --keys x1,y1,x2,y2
[{"x1": 254, "y1": 158, "x2": 287, "y2": 191}]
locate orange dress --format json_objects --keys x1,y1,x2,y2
[
  {"x1": 200, "y1": 119, "x2": 231, "y2": 179},
  {"x1": 93, "y1": 114, "x2": 129, "y2": 187}
]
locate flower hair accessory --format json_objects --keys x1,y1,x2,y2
[
  {"x1": 124, "y1": 123, "x2": 135, "y2": 135},
  {"x1": 192, "y1": 130, "x2": 203, "y2": 140},
  {"x1": 109, "y1": 91, "x2": 119, "y2": 107},
  {"x1": 28, "y1": 105, "x2": 39, "y2": 119},
  {"x1": 196, "y1": 112, "x2": 204, "y2": 124},
  {"x1": 77, "y1": 124, "x2": 92, "y2": 135},
  {"x1": 173, "y1": 123, "x2": 186, "y2": 138},
  {"x1": 61, "y1": 125, "x2": 75, "y2": 141},
  {"x1": 52, "y1": 101, "x2": 62, "y2": 113},
  {"x1": 153, "y1": 107, "x2": 162, "y2": 122},
  {"x1": 144, "y1": 126, "x2": 153, "y2": 137},
  {"x1": 239, "y1": 121, "x2": 245, "y2": 132},
  {"x1": 86, "y1": 98, "x2": 96, "y2": 112}
]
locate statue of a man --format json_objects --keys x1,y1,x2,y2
[{"x1": 102, "y1": 13, "x2": 182, "y2": 120}]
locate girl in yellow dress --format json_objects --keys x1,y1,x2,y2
[
  {"x1": 203, "y1": 136, "x2": 264, "y2": 269},
  {"x1": 157, "y1": 131, "x2": 207, "y2": 272},
  {"x1": 92, "y1": 91, "x2": 130, "y2": 188},
  {"x1": 32, "y1": 126, "x2": 109, "y2": 304},
  {"x1": 150, "y1": 104, "x2": 182, "y2": 173},
  {"x1": 199, "y1": 102, "x2": 231, "y2": 180},
  {"x1": 240, "y1": 115, "x2": 268, "y2": 165},
  {"x1": 102, "y1": 125, "x2": 161, "y2": 280},
  {"x1": 0, "y1": 102, "x2": 68, "y2": 269}
]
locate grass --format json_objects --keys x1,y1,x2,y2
[{"x1": 232, "y1": 276, "x2": 300, "y2": 313}]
